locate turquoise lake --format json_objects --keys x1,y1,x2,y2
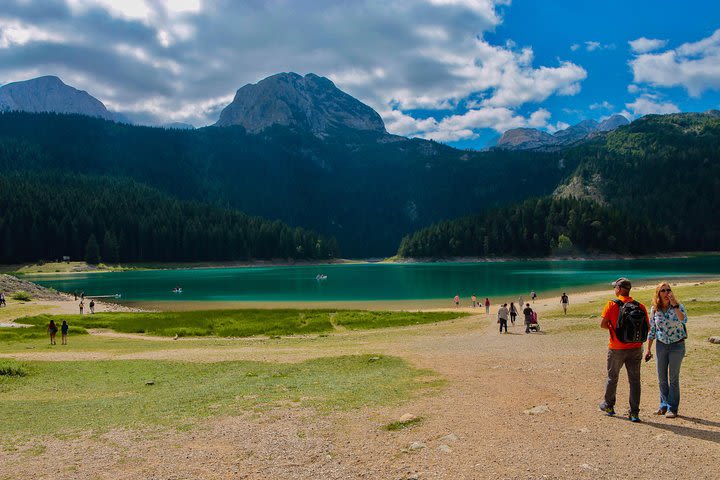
[{"x1": 23, "y1": 256, "x2": 720, "y2": 303}]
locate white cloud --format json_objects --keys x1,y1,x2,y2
[
  {"x1": 627, "y1": 84, "x2": 641, "y2": 94},
  {"x1": 546, "y1": 121, "x2": 569, "y2": 134},
  {"x1": 630, "y1": 29, "x2": 720, "y2": 96},
  {"x1": 0, "y1": 19, "x2": 69, "y2": 48},
  {"x1": 585, "y1": 41, "x2": 601, "y2": 52},
  {"x1": 570, "y1": 43, "x2": 580, "y2": 51},
  {"x1": 0, "y1": 0, "x2": 586, "y2": 138},
  {"x1": 589, "y1": 100, "x2": 613, "y2": 110},
  {"x1": 628, "y1": 37, "x2": 667, "y2": 54},
  {"x1": 625, "y1": 94, "x2": 679, "y2": 117}
]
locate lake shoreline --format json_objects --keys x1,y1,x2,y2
[{"x1": 8, "y1": 251, "x2": 720, "y2": 276}]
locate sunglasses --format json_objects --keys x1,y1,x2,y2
[{"x1": 659, "y1": 288, "x2": 672, "y2": 293}]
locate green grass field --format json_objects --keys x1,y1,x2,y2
[
  {"x1": 0, "y1": 355, "x2": 441, "y2": 441},
  {"x1": 11, "y1": 310, "x2": 468, "y2": 339}
]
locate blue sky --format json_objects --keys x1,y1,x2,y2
[{"x1": 1, "y1": 0, "x2": 719, "y2": 149}]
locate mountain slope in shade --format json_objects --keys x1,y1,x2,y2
[
  {"x1": 0, "y1": 76, "x2": 116, "y2": 121},
  {"x1": 215, "y1": 72, "x2": 386, "y2": 136}
]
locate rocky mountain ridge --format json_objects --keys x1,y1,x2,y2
[
  {"x1": 0, "y1": 76, "x2": 120, "y2": 122},
  {"x1": 496, "y1": 114, "x2": 630, "y2": 151},
  {"x1": 214, "y1": 72, "x2": 387, "y2": 136}
]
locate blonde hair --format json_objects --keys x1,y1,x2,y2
[{"x1": 652, "y1": 281, "x2": 679, "y2": 311}]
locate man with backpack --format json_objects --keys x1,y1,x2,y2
[{"x1": 599, "y1": 277, "x2": 650, "y2": 422}]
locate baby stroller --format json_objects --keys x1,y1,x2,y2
[{"x1": 528, "y1": 311, "x2": 540, "y2": 332}]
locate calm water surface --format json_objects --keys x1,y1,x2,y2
[{"x1": 24, "y1": 256, "x2": 720, "y2": 303}]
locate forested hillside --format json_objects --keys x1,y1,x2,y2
[
  {"x1": 397, "y1": 112, "x2": 720, "y2": 257},
  {"x1": 0, "y1": 112, "x2": 574, "y2": 256},
  {"x1": 0, "y1": 172, "x2": 337, "y2": 263}
]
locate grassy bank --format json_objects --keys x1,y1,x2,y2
[
  {"x1": 11, "y1": 310, "x2": 469, "y2": 339},
  {"x1": 0, "y1": 355, "x2": 441, "y2": 439}
]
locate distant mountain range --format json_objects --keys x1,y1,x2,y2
[
  {"x1": 495, "y1": 115, "x2": 630, "y2": 151},
  {"x1": 1, "y1": 74, "x2": 627, "y2": 146}
]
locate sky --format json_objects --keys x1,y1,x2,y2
[{"x1": 1, "y1": 0, "x2": 720, "y2": 149}]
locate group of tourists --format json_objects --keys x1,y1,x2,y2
[
  {"x1": 47, "y1": 319, "x2": 69, "y2": 345},
  {"x1": 599, "y1": 277, "x2": 687, "y2": 422},
  {"x1": 79, "y1": 299, "x2": 95, "y2": 314},
  {"x1": 496, "y1": 301, "x2": 539, "y2": 333}
]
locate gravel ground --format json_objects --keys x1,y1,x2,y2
[{"x1": 1, "y1": 287, "x2": 719, "y2": 479}]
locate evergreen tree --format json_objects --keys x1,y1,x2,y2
[
  {"x1": 85, "y1": 233, "x2": 101, "y2": 265},
  {"x1": 102, "y1": 231, "x2": 120, "y2": 264}
]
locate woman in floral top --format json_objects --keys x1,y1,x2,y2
[{"x1": 645, "y1": 282, "x2": 687, "y2": 418}]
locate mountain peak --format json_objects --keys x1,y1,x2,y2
[
  {"x1": 214, "y1": 72, "x2": 386, "y2": 136},
  {"x1": 0, "y1": 75, "x2": 114, "y2": 121}
]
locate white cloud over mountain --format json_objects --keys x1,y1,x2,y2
[{"x1": 0, "y1": 0, "x2": 587, "y2": 141}]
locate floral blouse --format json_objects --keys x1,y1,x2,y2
[{"x1": 648, "y1": 304, "x2": 687, "y2": 344}]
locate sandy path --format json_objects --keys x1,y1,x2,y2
[{"x1": 1, "y1": 286, "x2": 719, "y2": 479}]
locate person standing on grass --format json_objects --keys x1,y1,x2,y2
[
  {"x1": 646, "y1": 282, "x2": 687, "y2": 418},
  {"x1": 484, "y1": 297, "x2": 490, "y2": 314},
  {"x1": 523, "y1": 303, "x2": 534, "y2": 333},
  {"x1": 497, "y1": 303, "x2": 509, "y2": 333},
  {"x1": 561, "y1": 293, "x2": 569, "y2": 314},
  {"x1": 599, "y1": 277, "x2": 650, "y2": 423},
  {"x1": 48, "y1": 320, "x2": 58, "y2": 345},
  {"x1": 89, "y1": 299, "x2": 95, "y2": 314},
  {"x1": 0, "y1": 292, "x2": 5, "y2": 307},
  {"x1": 61, "y1": 320, "x2": 69, "y2": 345},
  {"x1": 79, "y1": 300, "x2": 84, "y2": 314},
  {"x1": 509, "y1": 302, "x2": 518, "y2": 325}
]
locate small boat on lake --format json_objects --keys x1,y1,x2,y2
[
  {"x1": 315, "y1": 274, "x2": 327, "y2": 281},
  {"x1": 172, "y1": 286, "x2": 183, "y2": 293}
]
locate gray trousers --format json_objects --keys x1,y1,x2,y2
[{"x1": 603, "y1": 347, "x2": 643, "y2": 415}]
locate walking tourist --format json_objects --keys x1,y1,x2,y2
[
  {"x1": 0, "y1": 292, "x2": 5, "y2": 307},
  {"x1": 484, "y1": 298, "x2": 490, "y2": 314},
  {"x1": 523, "y1": 303, "x2": 534, "y2": 333},
  {"x1": 79, "y1": 300, "x2": 84, "y2": 314},
  {"x1": 599, "y1": 277, "x2": 650, "y2": 423},
  {"x1": 454, "y1": 294, "x2": 460, "y2": 307},
  {"x1": 561, "y1": 293, "x2": 569, "y2": 314},
  {"x1": 531, "y1": 290, "x2": 537, "y2": 302},
  {"x1": 48, "y1": 320, "x2": 58, "y2": 345},
  {"x1": 61, "y1": 320, "x2": 69, "y2": 345},
  {"x1": 509, "y1": 302, "x2": 518, "y2": 325},
  {"x1": 497, "y1": 303, "x2": 509, "y2": 333},
  {"x1": 471, "y1": 294, "x2": 477, "y2": 308},
  {"x1": 89, "y1": 299, "x2": 95, "y2": 314},
  {"x1": 646, "y1": 282, "x2": 687, "y2": 418}
]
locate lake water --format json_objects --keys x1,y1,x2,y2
[{"x1": 23, "y1": 256, "x2": 720, "y2": 303}]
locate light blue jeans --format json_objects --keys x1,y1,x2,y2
[{"x1": 656, "y1": 340, "x2": 685, "y2": 413}]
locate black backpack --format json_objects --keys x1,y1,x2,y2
[{"x1": 613, "y1": 299, "x2": 648, "y2": 343}]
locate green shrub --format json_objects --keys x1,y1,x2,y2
[
  {"x1": 11, "y1": 291, "x2": 31, "y2": 302},
  {"x1": 0, "y1": 361, "x2": 28, "y2": 377}
]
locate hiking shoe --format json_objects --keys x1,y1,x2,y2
[
  {"x1": 655, "y1": 407, "x2": 667, "y2": 415},
  {"x1": 629, "y1": 413, "x2": 641, "y2": 423},
  {"x1": 599, "y1": 404, "x2": 615, "y2": 416},
  {"x1": 665, "y1": 410, "x2": 677, "y2": 418}
]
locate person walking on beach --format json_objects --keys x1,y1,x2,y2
[
  {"x1": 509, "y1": 302, "x2": 518, "y2": 325},
  {"x1": 471, "y1": 294, "x2": 477, "y2": 308},
  {"x1": 48, "y1": 320, "x2": 58, "y2": 345},
  {"x1": 484, "y1": 298, "x2": 490, "y2": 314},
  {"x1": 89, "y1": 299, "x2": 95, "y2": 314},
  {"x1": 523, "y1": 303, "x2": 534, "y2": 333},
  {"x1": 646, "y1": 282, "x2": 687, "y2": 418},
  {"x1": 79, "y1": 300, "x2": 84, "y2": 314},
  {"x1": 497, "y1": 303, "x2": 509, "y2": 333},
  {"x1": 599, "y1": 277, "x2": 650, "y2": 423},
  {"x1": 561, "y1": 293, "x2": 569, "y2": 314},
  {"x1": 454, "y1": 294, "x2": 460, "y2": 307},
  {"x1": 518, "y1": 296, "x2": 524, "y2": 310},
  {"x1": 531, "y1": 290, "x2": 537, "y2": 303},
  {"x1": 61, "y1": 320, "x2": 69, "y2": 345}
]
